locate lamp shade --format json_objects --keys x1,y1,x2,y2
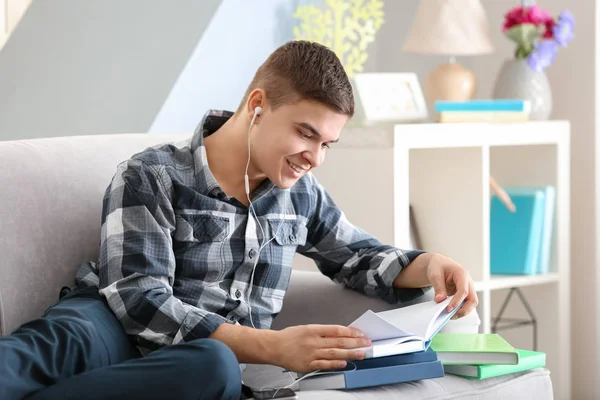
[{"x1": 402, "y1": 0, "x2": 494, "y2": 56}]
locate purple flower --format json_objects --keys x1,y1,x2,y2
[
  {"x1": 527, "y1": 40, "x2": 558, "y2": 71},
  {"x1": 553, "y1": 11, "x2": 575, "y2": 46}
]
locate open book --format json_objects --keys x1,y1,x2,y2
[{"x1": 348, "y1": 296, "x2": 462, "y2": 359}]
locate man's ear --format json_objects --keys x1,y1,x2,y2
[{"x1": 246, "y1": 89, "x2": 266, "y2": 123}]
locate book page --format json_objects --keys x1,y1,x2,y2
[
  {"x1": 348, "y1": 310, "x2": 409, "y2": 341},
  {"x1": 375, "y1": 297, "x2": 453, "y2": 339}
]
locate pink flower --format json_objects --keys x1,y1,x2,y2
[
  {"x1": 503, "y1": 5, "x2": 555, "y2": 32},
  {"x1": 527, "y1": 5, "x2": 552, "y2": 25},
  {"x1": 503, "y1": 6, "x2": 526, "y2": 31}
]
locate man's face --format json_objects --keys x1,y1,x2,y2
[{"x1": 251, "y1": 99, "x2": 348, "y2": 189}]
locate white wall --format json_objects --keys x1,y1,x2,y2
[{"x1": 547, "y1": 1, "x2": 598, "y2": 399}]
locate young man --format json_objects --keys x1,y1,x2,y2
[{"x1": 0, "y1": 40, "x2": 478, "y2": 400}]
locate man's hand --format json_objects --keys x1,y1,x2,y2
[
  {"x1": 393, "y1": 253, "x2": 478, "y2": 319},
  {"x1": 270, "y1": 325, "x2": 371, "y2": 373},
  {"x1": 425, "y1": 254, "x2": 478, "y2": 319}
]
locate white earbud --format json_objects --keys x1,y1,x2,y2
[{"x1": 254, "y1": 106, "x2": 262, "y2": 116}]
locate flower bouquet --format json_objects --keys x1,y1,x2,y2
[{"x1": 502, "y1": 2, "x2": 574, "y2": 72}]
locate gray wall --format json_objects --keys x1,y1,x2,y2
[{"x1": 0, "y1": 0, "x2": 220, "y2": 140}]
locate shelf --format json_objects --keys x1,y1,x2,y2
[
  {"x1": 393, "y1": 121, "x2": 570, "y2": 149},
  {"x1": 474, "y1": 273, "x2": 560, "y2": 292}
]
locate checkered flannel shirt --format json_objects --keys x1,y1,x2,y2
[{"x1": 76, "y1": 109, "x2": 428, "y2": 355}]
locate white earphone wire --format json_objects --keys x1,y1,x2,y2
[{"x1": 244, "y1": 106, "x2": 287, "y2": 329}]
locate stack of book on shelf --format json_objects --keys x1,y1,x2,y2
[
  {"x1": 490, "y1": 186, "x2": 556, "y2": 275},
  {"x1": 298, "y1": 297, "x2": 462, "y2": 391},
  {"x1": 430, "y1": 333, "x2": 546, "y2": 380},
  {"x1": 434, "y1": 99, "x2": 531, "y2": 123}
]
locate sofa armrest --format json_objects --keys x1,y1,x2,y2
[{"x1": 272, "y1": 270, "x2": 480, "y2": 334}]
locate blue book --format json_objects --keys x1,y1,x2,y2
[
  {"x1": 343, "y1": 349, "x2": 439, "y2": 370},
  {"x1": 490, "y1": 187, "x2": 546, "y2": 275},
  {"x1": 435, "y1": 99, "x2": 530, "y2": 112},
  {"x1": 297, "y1": 359, "x2": 444, "y2": 390},
  {"x1": 537, "y1": 186, "x2": 555, "y2": 274}
]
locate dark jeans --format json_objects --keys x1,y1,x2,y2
[{"x1": 0, "y1": 286, "x2": 243, "y2": 400}]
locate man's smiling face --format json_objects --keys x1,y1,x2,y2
[{"x1": 250, "y1": 99, "x2": 348, "y2": 189}]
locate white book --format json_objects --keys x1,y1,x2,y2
[{"x1": 348, "y1": 296, "x2": 461, "y2": 359}]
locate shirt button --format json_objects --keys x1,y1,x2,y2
[
  {"x1": 289, "y1": 234, "x2": 296, "y2": 241},
  {"x1": 249, "y1": 249, "x2": 257, "y2": 259},
  {"x1": 235, "y1": 289, "x2": 242, "y2": 298}
]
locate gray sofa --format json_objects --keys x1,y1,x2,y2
[{"x1": 0, "y1": 133, "x2": 553, "y2": 399}]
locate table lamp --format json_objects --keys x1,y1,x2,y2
[{"x1": 402, "y1": 0, "x2": 494, "y2": 106}]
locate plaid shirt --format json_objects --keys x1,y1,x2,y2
[{"x1": 76, "y1": 110, "x2": 427, "y2": 355}]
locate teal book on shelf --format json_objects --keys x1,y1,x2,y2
[
  {"x1": 537, "y1": 186, "x2": 555, "y2": 274},
  {"x1": 434, "y1": 99, "x2": 530, "y2": 112},
  {"x1": 490, "y1": 187, "x2": 551, "y2": 275}
]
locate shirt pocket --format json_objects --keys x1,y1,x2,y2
[
  {"x1": 173, "y1": 212, "x2": 231, "y2": 283},
  {"x1": 267, "y1": 219, "x2": 308, "y2": 269},
  {"x1": 174, "y1": 212, "x2": 229, "y2": 243}
]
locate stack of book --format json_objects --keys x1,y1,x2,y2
[
  {"x1": 298, "y1": 297, "x2": 460, "y2": 390},
  {"x1": 434, "y1": 99, "x2": 531, "y2": 123},
  {"x1": 490, "y1": 186, "x2": 556, "y2": 275},
  {"x1": 429, "y1": 333, "x2": 546, "y2": 380},
  {"x1": 297, "y1": 350, "x2": 445, "y2": 391}
]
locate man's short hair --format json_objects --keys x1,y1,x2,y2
[{"x1": 238, "y1": 40, "x2": 354, "y2": 117}]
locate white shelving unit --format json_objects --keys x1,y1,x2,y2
[{"x1": 293, "y1": 120, "x2": 570, "y2": 400}]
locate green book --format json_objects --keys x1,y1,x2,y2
[
  {"x1": 429, "y1": 333, "x2": 519, "y2": 365},
  {"x1": 443, "y1": 349, "x2": 546, "y2": 379}
]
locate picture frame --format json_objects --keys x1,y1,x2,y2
[{"x1": 351, "y1": 72, "x2": 428, "y2": 125}]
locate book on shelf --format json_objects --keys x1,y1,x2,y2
[
  {"x1": 297, "y1": 350, "x2": 444, "y2": 390},
  {"x1": 437, "y1": 111, "x2": 529, "y2": 123},
  {"x1": 347, "y1": 296, "x2": 462, "y2": 359},
  {"x1": 434, "y1": 99, "x2": 531, "y2": 112},
  {"x1": 434, "y1": 99, "x2": 531, "y2": 123},
  {"x1": 443, "y1": 349, "x2": 546, "y2": 380},
  {"x1": 429, "y1": 333, "x2": 519, "y2": 365},
  {"x1": 490, "y1": 186, "x2": 556, "y2": 275}
]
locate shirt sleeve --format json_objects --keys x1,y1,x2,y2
[
  {"x1": 297, "y1": 174, "x2": 431, "y2": 305},
  {"x1": 97, "y1": 158, "x2": 229, "y2": 353}
]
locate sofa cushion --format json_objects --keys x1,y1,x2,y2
[{"x1": 0, "y1": 134, "x2": 188, "y2": 335}]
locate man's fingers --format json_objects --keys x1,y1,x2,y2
[
  {"x1": 321, "y1": 337, "x2": 372, "y2": 350},
  {"x1": 452, "y1": 280, "x2": 478, "y2": 319},
  {"x1": 308, "y1": 347, "x2": 368, "y2": 371},
  {"x1": 309, "y1": 359, "x2": 348, "y2": 371},
  {"x1": 429, "y1": 268, "x2": 448, "y2": 303},
  {"x1": 309, "y1": 324, "x2": 364, "y2": 338},
  {"x1": 447, "y1": 271, "x2": 470, "y2": 312},
  {"x1": 315, "y1": 348, "x2": 367, "y2": 361}
]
